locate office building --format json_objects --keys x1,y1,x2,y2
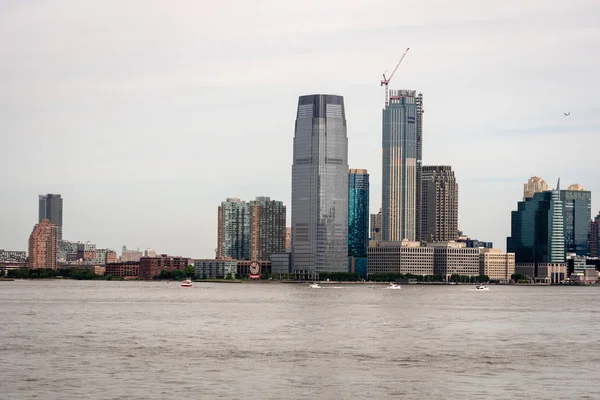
[
  {"x1": 367, "y1": 241, "x2": 434, "y2": 276},
  {"x1": 590, "y1": 213, "x2": 600, "y2": 257},
  {"x1": 216, "y1": 198, "x2": 250, "y2": 260},
  {"x1": 291, "y1": 94, "x2": 348, "y2": 278},
  {"x1": 370, "y1": 209, "x2": 382, "y2": 243},
  {"x1": 523, "y1": 176, "x2": 548, "y2": 200},
  {"x1": 28, "y1": 219, "x2": 58, "y2": 269},
  {"x1": 507, "y1": 181, "x2": 565, "y2": 277},
  {"x1": 479, "y1": 248, "x2": 515, "y2": 282},
  {"x1": 39, "y1": 194, "x2": 63, "y2": 240},
  {"x1": 120, "y1": 245, "x2": 143, "y2": 262},
  {"x1": 560, "y1": 184, "x2": 591, "y2": 255},
  {"x1": 428, "y1": 242, "x2": 480, "y2": 279},
  {"x1": 249, "y1": 197, "x2": 286, "y2": 261},
  {"x1": 139, "y1": 255, "x2": 190, "y2": 280},
  {"x1": 382, "y1": 90, "x2": 422, "y2": 242},
  {"x1": 348, "y1": 169, "x2": 369, "y2": 256},
  {"x1": 420, "y1": 165, "x2": 458, "y2": 242},
  {"x1": 285, "y1": 228, "x2": 292, "y2": 252},
  {"x1": 194, "y1": 259, "x2": 237, "y2": 279}
]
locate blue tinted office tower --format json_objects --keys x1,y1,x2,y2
[
  {"x1": 560, "y1": 185, "x2": 591, "y2": 256},
  {"x1": 292, "y1": 94, "x2": 349, "y2": 279},
  {"x1": 382, "y1": 90, "x2": 422, "y2": 241},
  {"x1": 39, "y1": 194, "x2": 63, "y2": 240},
  {"x1": 348, "y1": 169, "x2": 369, "y2": 257},
  {"x1": 507, "y1": 181, "x2": 565, "y2": 275}
]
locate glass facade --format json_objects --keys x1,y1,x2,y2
[
  {"x1": 217, "y1": 198, "x2": 250, "y2": 260},
  {"x1": 560, "y1": 190, "x2": 591, "y2": 256},
  {"x1": 39, "y1": 194, "x2": 63, "y2": 240},
  {"x1": 382, "y1": 90, "x2": 421, "y2": 241},
  {"x1": 348, "y1": 169, "x2": 369, "y2": 257},
  {"x1": 507, "y1": 190, "x2": 565, "y2": 269},
  {"x1": 292, "y1": 94, "x2": 348, "y2": 277}
]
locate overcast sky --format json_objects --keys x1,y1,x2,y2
[{"x1": 1, "y1": 0, "x2": 599, "y2": 258}]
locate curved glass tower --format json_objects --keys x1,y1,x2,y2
[{"x1": 292, "y1": 94, "x2": 348, "y2": 279}]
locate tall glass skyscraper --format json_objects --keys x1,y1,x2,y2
[
  {"x1": 382, "y1": 90, "x2": 422, "y2": 241},
  {"x1": 39, "y1": 194, "x2": 63, "y2": 240},
  {"x1": 292, "y1": 94, "x2": 348, "y2": 279},
  {"x1": 348, "y1": 169, "x2": 369, "y2": 257},
  {"x1": 560, "y1": 186, "x2": 591, "y2": 255}
]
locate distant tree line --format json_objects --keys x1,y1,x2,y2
[
  {"x1": 369, "y1": 273, "x2": 444, "y2": 282},
  {"x1": 6, "y1": 268, "x2": 118, "y2": 280},
  {"x1": 318, "y1": 272, "x2": 361, "y2": 282},
  {"x1": 153, "y1": 265, "x2": 195, "y2": 280}
]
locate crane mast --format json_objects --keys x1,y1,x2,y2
[{"x1": 381, "y1": 47, "x2": 410, "y2": 107}]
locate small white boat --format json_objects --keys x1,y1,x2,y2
[
  {"x1": 181, "y1": 278, "x2": 193, "y2": 288},
  {"x1": 386, "y1": 283, "x2": 401, "y2": 290},
  {"x1": 308, "y1": 282, "x2": 321, "y2": 289},
  {"x1": 475, "y1": 284, "x2": 489, "y2": 291}
]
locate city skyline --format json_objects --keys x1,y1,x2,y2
[{"x1": 1, "y1": 1, "x2": 599, "y2": 258}]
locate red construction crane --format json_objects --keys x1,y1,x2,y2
[{"x1": 381, "y1": 47, "x2": 410, "y2": 107}]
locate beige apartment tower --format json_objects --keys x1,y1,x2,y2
[
  {"x1": 421, "y1": 166, "x2": 458, "y2": 242},
  {"x1": 523, "y1": 176, "x2": 548, "y2": 200}
]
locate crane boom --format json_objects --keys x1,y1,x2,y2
[{"x1": 380, "y1": 47, "x2": 410, "y2": 106}]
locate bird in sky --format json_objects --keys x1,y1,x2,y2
[{"x1": 564, "y1": 112, "x2": 571, "y2": 116}]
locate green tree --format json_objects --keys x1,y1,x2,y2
[{"x1": 185, "y1": 265, "x2": 195, "y2": 278}]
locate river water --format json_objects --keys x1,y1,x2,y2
[{"x1": 1, "y1": 280, "x2": 599, "y2": 399}]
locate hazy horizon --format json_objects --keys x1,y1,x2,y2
[{"x1": 2, "y1": 0, "x2": 599, "y2": 258}]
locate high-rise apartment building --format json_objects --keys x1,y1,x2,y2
[
  {"x1": 523, "y1": 176, "x2": 548, "y2": 201},
  {"x1": 420, "y1": 166, "x2": 458, "y2": 242},
  {"x1": 370, "y1": 208, "x2": 382, "y2": 242},
  {"x1": 292, "y1": 94, "x2": 348, "y2": 278},
  {"x1": 560, "y1": 184, "x2": 591, "y2": 256},
  {"x1": 39, "y1": 194, "x2": 63, "y2": 240},
  {"x1": 590, "y1": 213, "x2": 600, "y2": 257},
  {"x1": 382, "y1": 90, "x2": 422, "y2": 242},
  {"x1": 507, "y1": 182, "x2": 565, "y2": 276},
  {"x1": 348, "y1": 169, "x2": 369, "y2": 257},
  {"x1": 216, "y1": 198, "x2": 250, "y2": 260},
  {"x1": 28, "y1": 219, "x2": 58, "y2": 269},
  {"x1": 249, "y1": 197, "x2": 286, "y2": 261}
]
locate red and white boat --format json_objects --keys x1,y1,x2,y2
[{"x1": 181, "y1": 278, "x2": 193, "y2": 288}]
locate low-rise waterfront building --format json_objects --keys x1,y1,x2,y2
[
  {"x1": 367, "y1": 241, "x2": 434, "y2": 276},
  {"x1": 105, "y1": 262, "x2": 140, "y2": 278},
  {"x1": 237, "y1": 260, "x2": 271, "y2": 277},
  {"x1": 139, "y1": 255, "x2": 189, "y2": 280},
  {"x1": 515, "y1": 263, "x2": 567, "y2": 283},
  {"x1": 479, "y1": 248, "x2": 515, "y2": 282},
  {"x1": 428, "y1": 241, "x2": 480, "y2": 279},
  {"x1": 271, "y1": 252, "x2": 291, "y2": 275},
  {"x1": 195, "y1": 259, "x2": 237, "y2": 279}
]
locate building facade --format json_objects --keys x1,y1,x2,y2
[
  {"x1": 217, "y1": 198, "x2": 250, "y2": 260},
  {"x1": 292, "y1": 94, "x2": 349, "y2": 278},
  {"x1": 382, "y1": 90, "x2": 422, "y2": 242},
  {"x1": 507, "y1": 184, "x2": 565, "y2": 277},
  {"x1": 105, "y1": 262, "x2": 140, "y2": 278},
  {"x1": 560, "y1": 185, "x2": 591, "y2": 256},
  {"x1": 479, "y1": 248, "x2": 515, "y2": 282},
  {"x1": 249, "y1": 197, "x2": 286, "y2": 261},
  {"x1": 367, "y1": 241, "x2": 434, "y2": 276},
  {"x1": 590, "y1": 213, "x2": 600, "y2": 257},
  {"x1": 139, "y1": 255, "x2": 190, "y2": 280},
  {"x1": 120, "y1": 246, "x2": 143, "y2": 262},
  {"x1": 420, "y1": 165, "x2": 458, "y2": 242},
  {"x1": 370, "y1": 208, "x2": 382, "y2": 242},
  {"x1": 39, "y1": 194, "x2": 63, "y2": 240},
  {"x1": 348, "y1": 169, "x2": 369, "y2": 257},
  {"x1": 523, "y1": 176, "x2": 548, "y2": 201},
  {"x1": 28, "y1": 219, "x2": 58, "y2": 269},
  {"x1": 428, "y1": 242, "x2": 480, "y2": 279},
  {"x1": 194, "y1": 259, "x2": 237, "y2": 279},
  {"x1": 271, "y1": 252, "x2": 291, "y2": 275}
]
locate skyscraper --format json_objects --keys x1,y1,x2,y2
[
  {"x1": 39, "y1": 194, "x2": 63, "y2": 240},
  {"x1": 382, "y1": 89, "x2": 422, "y2": 241},
  {"x1": 590, "y1": 213, "x2": 600, "y2": 257},
  {"x1": 523, "y1": 176, "x2": 548, "y2": 201},
  {"x1": 28, "y1": 219, "x2": 58, "y2": 269},
  {"x1": 507, "y1": 182, "x2": 565, "y2": 274},
  {"x1": 249, "y1": 197, "x2": 286, "y2": 261},
  {"x1": 348, "y1": 169, "x2": 369, "y2": 257},
  {"x1": 421, "y1": 166, "x2": 458, "y2": 242},
  {"x1": 292, "y1": 94, "x2": 348, "y2": 278},
  {"x1": 560, "y1": 184, "x2": 591, "y2": 255},
  {"x1": 370, "y1": 208, "x2": 382, "y2": 242},
  {"x1": 216, "y1": 198, "x2": 250, "y2": 260}
]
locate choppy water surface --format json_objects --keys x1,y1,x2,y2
[{"x1": 1, "y1": 281, "x2": 599, "y2": 399}]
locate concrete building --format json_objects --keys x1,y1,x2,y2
[
  {"x1": 370, "y1": 208, "x2": 382, "y2": 242},
  {"x1": 194, "y1": 259, "x2": 237, "y2": 279},
  {"x1": 479, "y1": 248, "x2": 515, "y2": 282},
  {"x1": 77, "y1": 242, "x2": 96, "y2": 262},
  {"x1": 28, "y1": 219, "x2": 58, "y2": 269},
  {"x1": 0, "y1": 250, "x2": 27, "y2": 263},
  {"x1": 590, "y1": 213, "x2": 600, "y2": 257},
  {"x1": 420, "y1": 165, "x2": 458, "y2": 242},
  {"x1": 523, "y1": 176, "x2": 548, "y2": 201},
  {"x1": 382, "y1": 90, "x2": 423, "y2": 242},
  {"x1": 144, "y1": 248, "x2": 157, "y2": 257},
  {"x1": 39, "y1": 194, "x2": 63, "y2": 240},
  {"x1": 139, "y1": 255, "x2": 190, "y2": 280},
  {"x1": 367, "y1": 241, "x2": 434, "y2": 276},
  {"x1": 292, "y1": 94, "x2": 348, "y2": 279},
  {"x1": 515, "y1": 263, "x2": 567, "y2": 283},
  {"x1": 217, "y1": 198, "x2": 250, "y2": 260},
  {"x1": 428, "y1": 242, "x2": 480, "y2": 279},
  {"x1": 249, "y1": 197, "x2": 286, "y2": 261},
  {"x1": 285, "y1": 228, "x2": 291, "y2": 252},
  {"x1": 237, "y1": 260, "x2": 271, "y2": 278},
  {"x1": 560, "y1": 185, "x2": 591, "y2": 255},
  {"x1": 120, "y1": 245, "x2": 143, "y2": 262}
]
